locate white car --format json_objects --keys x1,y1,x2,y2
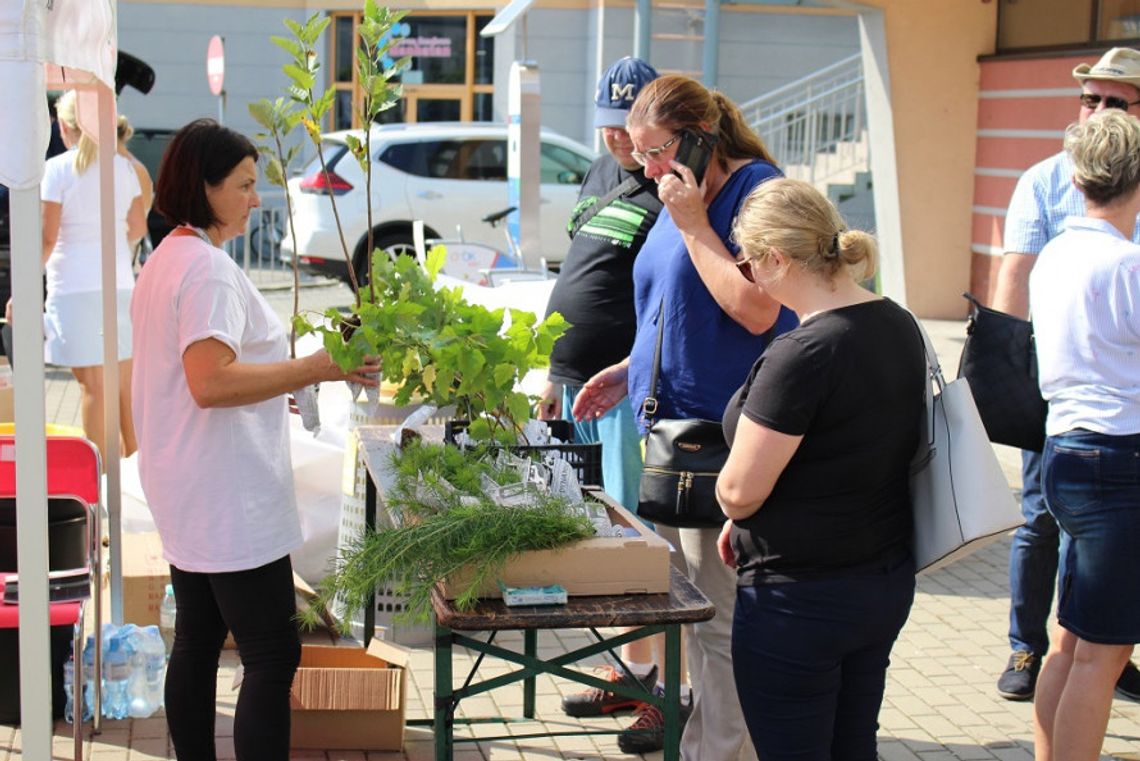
[{"x1": 280, "y1": 122, "x2": 596, "y2": 284}]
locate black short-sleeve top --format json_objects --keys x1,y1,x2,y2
[{"x1": 721, "y1": 298, "x2": 925, "y2": 585}]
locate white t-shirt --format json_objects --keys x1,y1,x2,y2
[
  {"x1": 1029, "y1": 216, "x2": 1140, "y2": 437},
  {"x1": 41, "y1": 149, "x2": 141, "y2": 295},
  {"x1": 131, "y1": 232, "x2": 302, "y2": 572}
]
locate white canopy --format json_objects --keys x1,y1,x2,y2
[{"x1": 1, "y1": 2, "x2": 121, "y2": 756}]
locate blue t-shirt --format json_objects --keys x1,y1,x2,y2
[{"x1": 628, "y1": 159, "x2": 799, "y2": 430}]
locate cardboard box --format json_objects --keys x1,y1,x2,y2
[
  {"x1": 116, "y1": 531, "x2": 235, "y2": 648},
  {"x1": 289, "y1": 638, "x2": 409, "y2": 751},
  {"x1": 120, "y1": 531, "x2": 168, "y2": 627},
  {"x1": 440, "y1": 489, "x2": 671, "y2": 600}
]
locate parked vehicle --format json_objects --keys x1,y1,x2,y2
[{"x1": 280, "y1": 122, "x2": 595, "y2": 284}]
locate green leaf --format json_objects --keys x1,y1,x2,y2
[
  {"x1": 283, "y1": 64, "x2": 315, "y2": 92},
  {"x1": 492, "y1": 363, "x2": 516, "y2": 388},
  {"x1": 425, "y1": 245, "x2": 446, "y2": 280},
  {"x1": 264, "y1": 156, "x2": 286, "y2": 187},
  {"x1": 506, "y1": 392, "x2": 531, "y2": 426},
  {"x1": 248, "y1": 99, "x2": 275, "y2": 129}
]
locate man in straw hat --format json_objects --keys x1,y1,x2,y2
[{"x1": 992, "y1": 46, "x2": 1140, "y2": 703}]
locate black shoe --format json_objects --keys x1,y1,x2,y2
[
  {"x1": 562, "y1": 664, "x2": 658, "y2": 718},
  {"x1": 616, "y1": 688, "x2": 692, "y2": 755},
  {"x1": 997, "y1": 651, "x2": 1041, "y2": 701},
  {"x1": 1116, "y1": 661, "x2": 1140, "y2": 701}
]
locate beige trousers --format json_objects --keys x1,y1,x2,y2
[{"x1": 656, "y1": 524, "x2": 759, "y2": 761}]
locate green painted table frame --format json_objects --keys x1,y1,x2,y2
[{"x1": 412, "y1": 567, "x2": 714, "y2": 761}]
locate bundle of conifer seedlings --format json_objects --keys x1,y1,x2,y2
[{"x1": 301, "y1": 438, "x2": 595, "y2": 628}]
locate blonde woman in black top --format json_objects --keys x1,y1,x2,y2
[{"x1": 717, "y1": 178, "x2": 923, "y2": 761}]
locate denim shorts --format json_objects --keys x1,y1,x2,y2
[{"x1": 1043, "y1": 429, "x2": 1140, "y2": 645}]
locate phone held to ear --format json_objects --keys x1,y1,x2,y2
[{"x1": 673, "y1": 130, "x2": 718, "y2": 185}]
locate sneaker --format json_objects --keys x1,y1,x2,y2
[
  {"x1": 562, "y1": 664, "x2": 658, "y2": 718},
  {"x1": 1116, "y1": 661, "x2": 1140, "y2": 701},
  {"x1": 997, "y1": 651, "x2": 1040, "y2": 700},
  {"x1": 616, "y1": 688, "x2": 693, "y2": 755}
]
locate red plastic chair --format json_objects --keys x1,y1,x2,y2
[{"x1": 0, "y1": 435, "x2": 102, "y2": 755}]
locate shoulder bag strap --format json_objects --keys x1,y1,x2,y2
[
  {"x1": 641, "y1": 296, "x2": 666, "y2": 427},
  {"x1": 641, "y1": 301, "x2": 780, "y2": 428},
  {"x1": 569, "y1": 175, "x2": 645, "y2": 239},
  {"x1": 907, "y1": 309, "x2": 943, "y2": 463}
]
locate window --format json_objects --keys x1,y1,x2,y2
[
  {"x1": 540, "y1": 143, "x2": 594, "y2": 184},
  {"x1": 997, "y1": 0, "x2": 1140, "y2": 52},
  {"x1": 328, "y1": 11, "x2": 495, "y2": 128},
  {"x1": 381, "y1": 139, "x2": 507, "y2": 181}
]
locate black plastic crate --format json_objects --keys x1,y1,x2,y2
[{"x1": 443, "y1": 420, "x2": 603, "y2": 487}]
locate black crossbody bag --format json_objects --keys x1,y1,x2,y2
[{"x1": 637, "y1": 302, "x2": 731, "y2": 528}]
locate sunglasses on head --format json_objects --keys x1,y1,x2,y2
[{"x1": 1079, "y1": 93, "x2": 1140, "y2": 111}]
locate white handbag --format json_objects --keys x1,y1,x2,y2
[{"x1": 909, "y1": 315, "x2": 1023, "y2": 574}]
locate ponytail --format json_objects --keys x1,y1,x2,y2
[{"x1": 710, "y1": 91, "x2": 775, "y2": 166}]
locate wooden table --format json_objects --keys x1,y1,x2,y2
[
  {"x1": 419, "y1": 566, "x2": 714, "y2": 761},
  {"x1": 354, "y1": 425, "x2": 715, "y2": 759}
]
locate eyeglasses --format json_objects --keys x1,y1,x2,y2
[
  {"x1": 1079, "y1": 93, "x2": 1140, "y2": 111},
  {"x1": 736, "y1": 256, "x2": 757, "y2": 283},
  {"x1": 630, "y1": 134, "x2": 681, "y2": 166}
]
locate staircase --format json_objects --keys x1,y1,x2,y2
[{"x1": 740, "y1": 53, "x2": 871, "y2": 198}]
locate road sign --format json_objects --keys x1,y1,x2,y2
[{"x1": 207, "y1": 35, "x2": 225, "y2": 96}]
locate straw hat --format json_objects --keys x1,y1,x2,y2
[{"x1": 1073, "y1": 47, "x2": 1140, "y2": 89}]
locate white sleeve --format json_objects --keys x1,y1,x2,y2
[
  {"x1": 176, "y1": 266, "x2": 248, "y2": 359},
  {"x1": 40, "y1": 156, "x2": 66, "y2": 204}
]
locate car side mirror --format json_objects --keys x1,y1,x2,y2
[{"x1": 557, "y1": 170, "x2": 582, "y2": 185}]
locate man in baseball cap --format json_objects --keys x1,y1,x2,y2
[
  {"x1": 594, "y1": 56, "x2": 660, "y2": 128},
  {"x1": 992, "y1": 46, "x2": 1140, "y2": 703},
  {"x1": 541, "y1": 57, "x2": 674, "y2": 753}
]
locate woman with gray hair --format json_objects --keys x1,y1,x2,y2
[{"x1": 1029, "y1": 108, "x2": 1140, "y2": 761}]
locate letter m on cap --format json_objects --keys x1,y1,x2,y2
[{"x1": 611, "y1": 82, "x2": 636, "y2": 104}]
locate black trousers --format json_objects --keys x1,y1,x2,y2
[{"x1": 166, "y1": 555, "x2": 301, "y2": 761}]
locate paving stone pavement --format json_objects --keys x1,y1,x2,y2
[{"x1": 5, "y1": 282, "x2": 1140, "y2": 760}]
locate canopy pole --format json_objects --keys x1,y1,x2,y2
[
  {"x1": 12, "y1": 184, "x2": 53, "y2": 761},
  {"x1": 96, "y1": 82, "x2": 124, "y2": 625}
]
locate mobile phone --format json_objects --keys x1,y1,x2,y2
[{"x1": 673, "y1": 129, "x2": 717, "y2": 185}]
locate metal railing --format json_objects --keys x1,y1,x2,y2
[
  {"x1": 231, "y1": 205, "x2": 290, "y2": 288},
  {"x1": 741, "y1": 53, "x2": 868, "y2": 188}
]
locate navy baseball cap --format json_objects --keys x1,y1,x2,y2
[{"x1": 594, "y1": 57, "x2": 659, "y2": 129}]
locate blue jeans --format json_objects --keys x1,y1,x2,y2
[
  {"x1": 731, "y1": 556, "x2": 915, "y2": 761},
  {"x1": 561, "y1": 384, "x2": 644, "y2": 512},
  {"x1": 1007, "y1": 448, "x2": 1060, "y2": 655},
  {"x1": 1043, "y1": 430, "x2": 1140, "y2": 644}
]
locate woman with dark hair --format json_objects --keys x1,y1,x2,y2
[
  {"x1": 718, "y1": 178, "x2": 922, "y2": 760},
  {"x1": 574, "y1": 74, "x2": 797, "y2": 759},
  {"x1": 132, "y1": 118, "x2": 379, "y2": 761}
]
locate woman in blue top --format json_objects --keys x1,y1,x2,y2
[{"x1": 574, "y1": 74, "x2": 797, "y2": 761}]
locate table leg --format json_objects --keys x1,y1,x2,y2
[
  {"x1": 663, "y1": 623, "x2": 682, "y2": 761},
  {"x1": 523, "y1": 629, "x2": 537, "y2": 719},
  {"x1": 434, "y1": 622, "x2": 455, "y2": 761}
]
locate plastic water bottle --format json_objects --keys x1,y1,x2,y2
[
  {"x1": 137, "y1": 625, "x2": 166, "y2": 716},
  {"x1": 62, "y1": 656, "x2": 77, "y2": 724},
  {"x1": 81, "y1": 634, "x2": 98, "y2": 722},
  {"x1": 125, "y1": 626, "x2": 150, "y2": 719},
  {"x1": 159, "y1": 584, "x2": 177, "y2": 656},
  {"x1": 102, "y1": 636, "x2": 131, "y2": 720}
]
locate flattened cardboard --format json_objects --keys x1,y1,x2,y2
[
  {"x1": 289, "y1": 637, "x2": 409, "y2": 751},
  {"x1": 440, "y1": 490, "x2": 670, "y2": 599}
]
